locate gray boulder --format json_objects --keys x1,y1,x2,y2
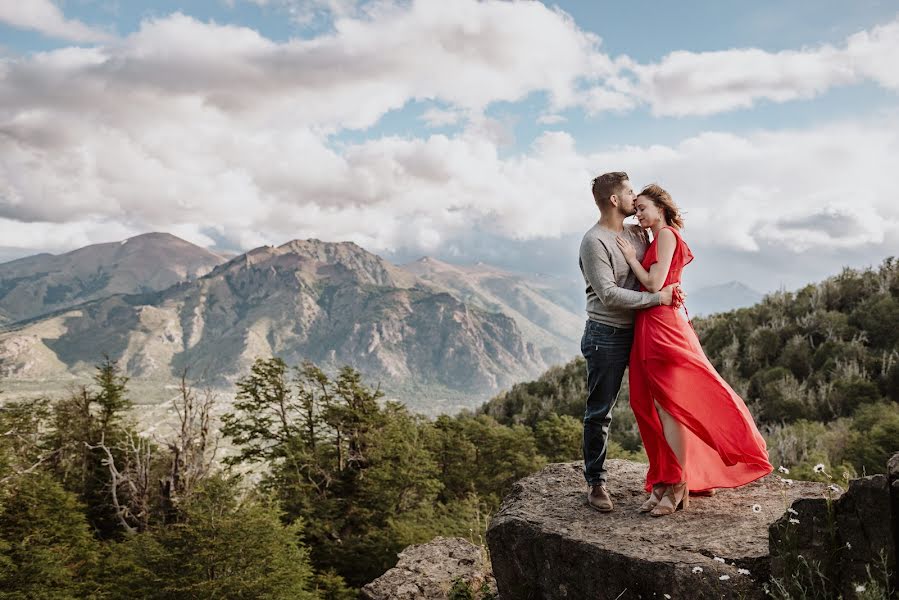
[
  {"x1": 769, "y1": 471, "x2": 896, "y2": 599},
  {"x1": 361, "y1": 536, "x2": 496, "y2": 600},
  {"x1": 487, "y1": 459, "x2": 836, "y2": 599}
]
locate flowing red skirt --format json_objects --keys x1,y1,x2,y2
[{"x1": 629, "y1": 304, "x2": 773, "y2": 493}]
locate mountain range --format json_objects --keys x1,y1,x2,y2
[
  {"x1": 0, "y1": 234, "x2": 584, "y2": 413},
  {"x1": 0, "y1": 233, "x2": 763, "y2": 413}
]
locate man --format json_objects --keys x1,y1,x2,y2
[{"x1": 578, "y1": 171, "x2": 679, "y2": 512}]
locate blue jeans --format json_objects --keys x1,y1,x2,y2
[{"x1": 581, "y1": 319, "x2": 633, "y2": 486}]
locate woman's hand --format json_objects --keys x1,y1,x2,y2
[{"x1": 616, "y1": 236, "x2": 637, "y2": 263}]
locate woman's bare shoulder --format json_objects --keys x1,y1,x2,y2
[{"x1": 657, "y1": 227, "x2": 678, "y2": 241}]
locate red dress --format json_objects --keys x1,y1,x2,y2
[{"x1": 629, "y1": 226, "x2": 772, "y2": 493}]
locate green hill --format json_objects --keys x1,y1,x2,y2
[{"x1": 480, "y1": 258, "x2": 899, "y2": 479}]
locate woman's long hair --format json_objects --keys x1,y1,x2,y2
[{"x1": 639, "y1": 184, "x2": 684, "y2": 229}]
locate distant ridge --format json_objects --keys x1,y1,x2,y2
[
  {"x1": 0, "y1": 232, "x2": 225, "y2": 325},
  {"x1": 688, "y1": 281, "x2": 763, "y2": 316},
  {"x1": 401, "y1": 255, "x2": 582, "y2": 365}
]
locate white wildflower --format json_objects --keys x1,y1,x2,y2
[
  {"x1": 752, "y1": 504, "x2": 762, "y2": 513},
  {"x1": 692, "y1": 566, "x2": 703, "y2": 574},
  {"x1": 828, "y1": 484, "x2": 842, "y2": 493},
  {"x1": 789, "y1": 518, "x2": 800, "y2": 524},
  {"x1": 787, "y1": 508, "x2": 798, "y2": 515},
  {"x1": 719, "y1": 575, "x2": 730, "y2": 581},
  {"x1": 813, "y1": 463, "x2": 826, "y2": 474},
  {"x1": 846, "y1": 542, "x2": 852, "y2": 550},
  {"x1": 778, "y1": 465, "x2": 790, "y2": 474},
  {"x1": 782, "y1": 478, "x2": 794, "y2": 485},
  {"x1": 664, "y1": 595, "x2": 671, "y2": 599},
  {"x1": 738, "y1": 568, "x2": 751, "y2": 575},
  {"x1": 856, "y1": 584, "x2": 866, "y2": 592},
  {"x1": 714, "y1": 556, "x2": 726, "y2": 563}
]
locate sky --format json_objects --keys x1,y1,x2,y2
[{"x1": 1, "y1": 0, "x2": 898, "y2": 293}]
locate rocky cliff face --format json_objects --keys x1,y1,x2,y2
[
  {"x1": 769, "y1": 457, "x2": 899, "y2": 598},
  {"x1": 0, "y1": 232, "x2": 224, "y2": 325},
  {"x1": 486, "y1": 460, "x2": 847, "y2": 599},
  {"x1": 0, "y1": 239, "x2": 549, "y2": 410},
  {"x1": 359, "y1": 456, "x2": 899, "y2": 598}
]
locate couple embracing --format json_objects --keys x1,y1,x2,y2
[{"x1": 578, "y1": 171, "x2": 772, "y2": 517}]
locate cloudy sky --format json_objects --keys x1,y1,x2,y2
[{"x1": 1, "y1": 0, "x2": 898, "y2": 293}]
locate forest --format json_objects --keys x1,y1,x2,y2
[{"x1": 0, "y1": 258, "x2": 896, "y2": 598}]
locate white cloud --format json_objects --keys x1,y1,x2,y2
[
  {"x1": 846, "y1": 19, "x2": 899, "y2": 91},
  {"x1": 1, "y1": 2, "x2": 604, "y2": 131},
  {"x1": 0, "y1": 0, "x2": 115, "y2": 43},
  {"x1": 578, "y1": 84, "x2": 639, "y2": 115},
  {"x1": 0, "y1": 217, "x2": 140, "y2": 252},
  {"x1": 627, "y1": 46, "x2": 854, "y2": 117},
  {"x1": 536, "y1": 113, "x2": 567, "y2": 125},
  {"x1": 601, "y1": 15, "x2": 899, "y2": 117},
  {"x1": 606, "y1": 121, "x2": 899, "y2": 254},
  {"x1": 2, "y1": 3, "x2": 899, "y2": 276}
]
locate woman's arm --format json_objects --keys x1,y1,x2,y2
[
  {"x1": 580, "y1": 236, "x2": 664, "y2": 308},
  {"x1": 616, "y1": 228, "x2": 676, "y2": 293}
]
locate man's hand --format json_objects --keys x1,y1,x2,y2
[{"x1": 659, "y1": 283, "x2": 681, "y2": 306}]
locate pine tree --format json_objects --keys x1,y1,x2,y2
[
  {"x1": 50, "y1": 357, "x2": 139, "y2": 538},
  {"x1": 0, "y1": 472, "x2": 100, "y2": 599},
  {"x1": 101, "y1": 475, "x2": 318, "y2": 599}
]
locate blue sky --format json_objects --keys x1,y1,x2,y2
[{"x1": 1, "y1": 0, "x2": 899, "y2": 293}]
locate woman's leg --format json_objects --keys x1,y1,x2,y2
[{"x1": 654, "y1": 399, "x2": 688, "y2": 476}]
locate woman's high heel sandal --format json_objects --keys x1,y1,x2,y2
[
  {"x1": 650, "y1": 481, "x2": 689, "y2": 517},
  {"x1": 638, "y1": 484, "x2": 665, "y2": 513}
]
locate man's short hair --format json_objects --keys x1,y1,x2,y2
[{"x1": 591, "y1": 171, "x2": 629, "y2": 207}]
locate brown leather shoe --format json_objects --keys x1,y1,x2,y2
[{"x1": 587, "y1": 484, "x2": 613, "y2": 512}]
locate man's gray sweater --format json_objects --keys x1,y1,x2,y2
[{"x1": 579, "y1": 222, "x2": 661, "y2": 328}]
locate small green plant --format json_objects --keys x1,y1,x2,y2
[
  {"x1": 851, "y1": 550, "x2": 894, "y2": 600},
  {"x1": 477, "y1": 580, "x2": 497, "y2": 600},
  {"x1": 448, "y1": 577, "x2": 475, "y2": 600},
  {"x1": 448, "y1": 577, "x2": 496, "y2": 600},
  {"x1": 767, "y1": 555, "x2": 833, "y2": 599}
]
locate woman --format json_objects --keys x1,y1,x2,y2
[{"x1": 616, "y1": 184, "x2": 772, "y2": 517}]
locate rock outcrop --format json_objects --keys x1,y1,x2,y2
[
  {"x1": 486, "y1": 459, "x2": 840, "y2": 599},
  {"x1": 891, "y1": 453, "x2": 899, "y2": 592},
  {"x1": 361, "y1": 536, "x2": 496, "y2": 600},
  {"x1": 366, "y1": 456, "x2": 899, "y2": 599},
  {"x1": 769, "y1": 456, "x2": 898, "y2": 598}
]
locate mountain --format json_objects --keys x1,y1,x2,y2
[
  {"x1": 400, "y1": 257, "x2": 583, "y2": 365},
  {"x1": 686, "y1": 281, "x2": 763, "y2": 317},
  {"x1": 0, "y1": 232, "x2": 225, "y2": 325},
  {"x1": 0, "y1": 240, "x2": 549, "y2": 413}
]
